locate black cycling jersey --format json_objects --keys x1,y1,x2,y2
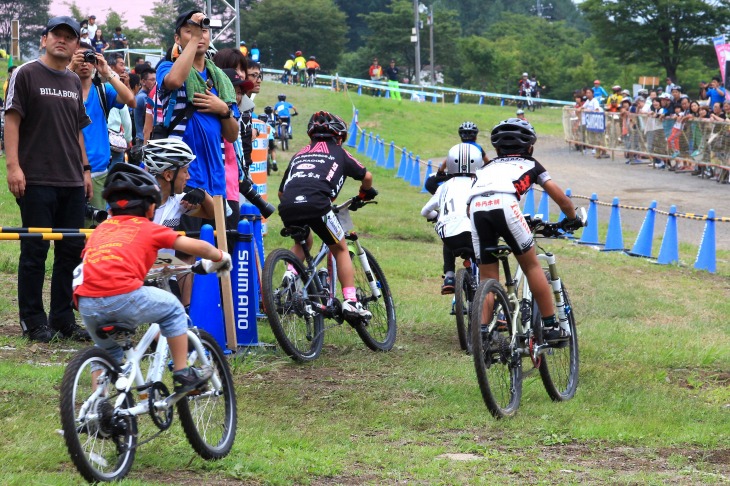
[{"x1": 278, "y1": 139, "x2": 367, "y2": 220}]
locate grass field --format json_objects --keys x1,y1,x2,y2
[{"x1": 0, "y1": 82, "x2": 728, "y2": 484}]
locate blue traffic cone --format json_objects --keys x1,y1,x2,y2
[
  {"x1": 404, "y1": 152, "x2": 414, "y2": 181},
  {"x1": 357, "y1": 84, "x2": 362, "y2": 96},
  {"x1": 385, "y1": 89, "x2": 390, "y2": 99},
  {"x1": 694, "y1": 209, "x2": 716, "y2": 273},
  {"x1": 421, "y1": 160, "x2": 433, "y2": 193},
  {"x1": 602, "y1": 197, "x2": 625, "y2": 251},
  {"x1": 378, "y1": 139, "x2": 386, "y2": 167},
  {"x1": 522, "y1": 187, "x2": 535, "y2": 216},
  {"x1": 365, "y1": 132, "x2": 374, "y2": 159},
  {"x1": 537, "y1": 190, "x2": 550, "y2": 221},
  {"x1": 346, "y1": 110, "x2": 358, "y2": 147},
  {"x1": 386, "y1": 141, "x2": 396, "y2": 170},
  {"x1": 558, "y1": 188, "x2": 572, "y2": 223},
  {"x1": 578, "y1": 193, "x2": 602, "y2": 246},
  {"x1": 189, "y1": 224, "x2": 226, "y2": 349},
  {"x1": 656, "y1": 205, "x2": 679, "y2": 265},
  {"x1": 432, "y1": 92, "x2": 438, "y2": 103},
  {"x1": 627, "y1": 200, "x2": 658, "y2": 258},
  {"x1": 396, "y1": 147, "x2": 407, "y2": 178},
  {"x1": 372, "y1": 135, "x2": 380, "y2": 162},
  {"x1": 454, "y1": 93, "x2": 460, "y2": 104},
  {"x1": 357, "y1": 128, "x2": 366, "y2": 154},
  {"x1": 479, "y1": 95, "x2": 484, "y2": 105},
  {"x1": 410, "y1": 155, "x2": 422, "y2": 187}
]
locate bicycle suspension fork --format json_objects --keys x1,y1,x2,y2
[
  {"x1": 544, "y1": 252, "x2": 570, "y2": 333},
  {"x1": 346, "y1": 234, "x2": 381, "y2": 298}
]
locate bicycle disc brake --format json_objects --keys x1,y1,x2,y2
[{"x1": 148, "y1": 382, "x2": 173, "y2": 431}]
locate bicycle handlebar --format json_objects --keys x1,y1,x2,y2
[
  {"x1": 525, "y1": 207, "x2": 588, "y2": 238},
  {"x1": 333, "y1": 196, "x2": 378, "y2": 213}
]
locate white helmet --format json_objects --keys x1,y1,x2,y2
[
  {"x1": 143, "y1": 138, "x2": 196, "y2": 175},
  {"x1": 446, "y1": 143, "x2": 482, "y2": 175}
]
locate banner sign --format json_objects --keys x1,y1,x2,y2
[{"x1": 583, "y1": 112, "x2": 606, "y2": 133}]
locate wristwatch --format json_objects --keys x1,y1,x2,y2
[
  {"x1": 105, "y1": 71, "x2": 119, "y2": 83},
  {"x1": 221, "y1": 108, "x2": 233, "y2": 120},
  {"x1": 83, "y1": 165, "x2": 92, "y2": 172}
]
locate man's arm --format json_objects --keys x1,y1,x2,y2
[
  {"x1": 4, "y1": 111, "x2": 25, "y2": 198},
  {"x1": 79, "y1": 131, "x2": 92, "y2": 200},
  {"x1": 164, "y1": 13, "x2": 207, "y2": 90},
  {"x1": 95, "y1": 52, "x2": 136, "y2": 107}
]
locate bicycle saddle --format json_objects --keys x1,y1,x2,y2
[
  {"x1": 95, "y1": 322, "x2": 138, "y2": 340},
  {"x1": 281, "y1": 225, "x2": 311, "y2": 241},
  {"x1": 483, "y1": 245, "x2": 512, "y2": 258}
]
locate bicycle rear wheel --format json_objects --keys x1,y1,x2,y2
[
  {"x1": 59, "y1": 347, "x2": 137, "y2": 483},
  {"x1": 281, "y1": 129, "x2": 289, "y2": 151},
  {"x1": 177, "y1": 329, "x2": 237, "y2": 459},
  {"x1": 534, "y1": 272, "x2": 579, "y2": 401},
  {"x1": 471, "y1": 279, "x2": 522, "y2": 418},
  {"x1": 262, "y1": 248, "x2": 325, "y2": 361},
  {"x1": 454, "y1": 268, "x2": 473, "y2": 353},
  {"x1": 351, "y1": 246, "x2": 397, "y2": 351}
]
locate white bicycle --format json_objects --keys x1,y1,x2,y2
[{"x1": 59, "y1": 256, "x2": 237, "y2": 482}]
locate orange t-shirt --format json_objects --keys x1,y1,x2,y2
[
  {"x1": 74, "y1": 216, "x2": 180, "y2": 297},
  {"x1": 305, "y1": 60, "x2": 320, "y2": 70}
]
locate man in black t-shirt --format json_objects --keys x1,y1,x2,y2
[
  {"x1": 5, "y1": 16, "x2": 92, "y2": 342},
  {"x1": 278, "y1": 111, "x2": 378, "y2": 321},
  {"x1": 385, "y1": 59, "x2": 401, "y2": 100}
]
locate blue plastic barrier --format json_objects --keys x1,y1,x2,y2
[
  {"x1": 346, "y1": 110, "x2": 358, "y2": 148},
  {"x1": 386, "y1": 141, "x2": 396, "y2": 170},
  {"x1": 694, "y1": 209, "x2": 716, "y2": 273},
  {"x1": 602, "y1": 197, "x2": 625, "y2": 251},
  {"x1": 537, "y1": 190, "x2": 550, "y2": 221},
  {"x1": 578, "y1": 193, "x2": 602, "y2": 246},
  {"x1": 189, "y1": 224, "x2": 226, "y2": 349},
  {"x1": 656, "y1": 205, "x2": 679, "y2": 265},
  {"x1": 232, "y1": 218, "x2": 260, "y2": 345},
  {"x1": 627, "y1": 200, "x2": 658, "y2": 258},
  {"x1": 410, "y1": 155, "x2": 422, "y2": 187},
  {"x1": 357, "y1": 128, "x2": 366, "y2": 154},
  {"x1": 396, "y1": 147, "x2": 407, "y2": 178},
  {"x1": 421, "y1": 160, "x2": 433, "y2": 193}
]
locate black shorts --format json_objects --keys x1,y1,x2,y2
[
  {"x1": 470, "y1": 194, "x2": 533, "y2": 264},
  {"x1": 442, "y1": 231, "x2": 474, "y2": 259},
  {"x1": 281, "y1": 210, "x2": 344, "y2": 246}
]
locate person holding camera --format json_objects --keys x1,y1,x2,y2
[
  {"x1": 4, "y1": 17, "x2": 93, "y2": 342},
  {"x1": 69, "y1": 41, "x2": 136, "y2": 213},
  {"x1": 155, "y1": 10, "x2": 240, "y2": 233}
]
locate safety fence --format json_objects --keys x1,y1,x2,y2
[
  {"x1": 346, "y1": 110, "x2": 727, "y2": 274},
  {"x1": 562, "y1": 107, "x2": 730, "y2": 182},
  {"x1": 262, "y1": 68, "x2": 573, "y2": 107}
]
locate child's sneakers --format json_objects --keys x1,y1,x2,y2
[
  {"x1": 342, "y1": 300, "x2": 372, "y2": 322},
  {"x1": 543, "y1": 326, "x2": 570, "y2": 346},
  {"x1": 173, "y1": 366, "x2": 213, "y2": 394},
  {"x1": 441, "y1": 276, "x2": 455, "y2": 295}
]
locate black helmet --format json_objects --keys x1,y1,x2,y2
[
  {"x1": 458, "y1": 121, "x2": 478, "y2": 141},
  {"x1": 309, "y1": 56, "x2": 316, "y2": 60},
  {"x1": 307, "y1": 110, "x2": 347, "y2": 142},
  {"x1": 264, "y1": 105, "x2": 273, "y2": 114},
  {"x1": 278, "y1": 94, "x2": 286, "y2": 101},
  {"x1": 102, "y1": 163, "x2": 162, "y2": 210},
  {"x1": 490, "y1": 118, "x2": 537, "y2": 154}
]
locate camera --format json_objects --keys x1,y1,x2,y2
[
  {"x1": 83, "y1": 50, "x2": 97, "y2": 64},
  {"x1": 85, "y1": 203, "x2": 108, "y2": 224},
  {"x1": 187, "y1": 16, "x2": 211, "y2": 28},
  {"x1": 239, "y1": 178, "x2": 275, "y2": 218}
]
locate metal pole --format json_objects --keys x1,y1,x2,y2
[
  {"x1": 235, "y1": 0, "x2": 240, "y2": 48},
  {"x1": 414, "y1": 0, "x2": 421, "y2": 86},
  {"x1": 429, "y1": 8, "x2": 434, "y2": 85}
]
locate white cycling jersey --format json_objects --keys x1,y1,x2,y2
[
  {"x1": 421, "y1": 176, "x2": 473, "y2": 239},
  {"x1": 467, "y1": 155, "x2": 551, "y2": 203}
]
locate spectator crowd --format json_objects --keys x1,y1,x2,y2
[{"x1": 567, "y1": 76, "x2": 730, "y2": 184}]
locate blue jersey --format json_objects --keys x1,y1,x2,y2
[
  {"x1": 83, "y1": 83, "x2": 123, "y2": 173},
  {"x1": 274, "y1": 101, "x2": 294, "y2": 118}
]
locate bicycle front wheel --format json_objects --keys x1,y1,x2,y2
[
  {"x1": 471, "y1": 279, "x2": 522, "y2": 419},
  {"x1": 454, "y1": 268, "x2": 473, "y2": 353},
  {"x1": 262, "y1": 248, "x2": 325, "y2": 361},
  {"x1": 177, "y1": 329, "x2": 237, "y2": 459},
  {"x1": 351, "y1": 246, "x2": 397, "y2": 351},
  {"x1": 59, "y1": 347, "x2": 137, "y2": 483},
  {"x1": 534, "y1": 272, "x2": 579, "y2": 401}
]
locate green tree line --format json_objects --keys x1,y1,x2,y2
[{"x1": 5, "y1": 0, "x2": 730, "y2": 101}]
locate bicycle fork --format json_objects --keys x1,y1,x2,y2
[
  {"x1": 545, "y1": 253, "x2": 570, "y2": 335},
  {"x1": 347, "y1": 236, "x2": 381, "y2": 299}
]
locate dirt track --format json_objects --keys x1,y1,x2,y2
[{"x1": 537, "y1": 136, "x2": 730, "y2": 252}]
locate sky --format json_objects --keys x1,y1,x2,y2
[{"x1": 50, "y1": 0, "x2": 150, "y2": 29}]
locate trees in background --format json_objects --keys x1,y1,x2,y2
[{"x1": 0, "y1": 0, "x2": 50, "y2": 57}]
